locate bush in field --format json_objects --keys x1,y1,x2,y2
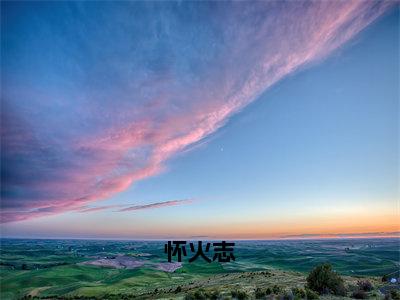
[
  {"x1": 306, "y1": 263, "x2": 346, "y2": 296},
  {"x1": 357, "y1": 280, "x2": 373, "y2": 292},
  {"x1": 292, "y1": 287, "x2": 306, "y2": 299},
  {"x1": 389, "y1": 290, "x2": 400, "y2": 300},
  {"x1": 185, "y1": 289, "x2": 220, "y2": 300},
  {"x1": 352, "y1": 289, "x2": 368, "y2": 299},
  {"x1": 255, "y1": 287, "x2": 265, "y2": 299},
  {"x1": 305, "y1": 288, "x2": 319, "y2": 299},
  {"x1": 282, "y1": 290, "x2": 294, "y2": 300},
  {"x1": 231, "y1": 289, "x2": 249, "y2": 300},
  {"x1": 184, "y1": 293, "x2": 196, "y2": 300},
  {"x1": 194, "y1": 290, "x2": 207, "y2": 300},
  {"x1": 206, "y1": 289, "x2": 221, "y2": 300},
  {"x1": 272, "y1": 285, "x2": 282, "y2": 294}
]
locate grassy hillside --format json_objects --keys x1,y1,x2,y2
[
  {"x1": 1, "y1": 239, "x2": 398, "y2": 300},
  {"x1": 12, "y1": 269, "x2": 397, "y2": 299}
]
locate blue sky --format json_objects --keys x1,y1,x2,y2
[{"x1": 1, "y1": 2, "x2": 398, "y2": 239}]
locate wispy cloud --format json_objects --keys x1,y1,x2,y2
[
  {"x1": 118, "y1": 199, "x2": 193, "y2": 212},
  {"x1": 1, "y1": 1, "x2": 396, "y2": 222},
  {"x1": 75, "y1": 199, "x2": 193, "y2": 213},
  {"x1": 77, "y1": 205, "x2": 122, "y2": 213}
]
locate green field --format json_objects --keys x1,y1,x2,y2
[{"x1": 0, "y1": 238, "x2": 398, "y2": 299}]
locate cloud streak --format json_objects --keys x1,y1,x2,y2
[
  {"x1": 77, "y1": 205, "x2": 122, "y2": 213},
  {"x1": 75, "y1": 199, "x2": 193, "y2": 213},
  {"x1": 1, "y1": 1, "x2": 396, "y2": 222},
  {"x1": 118, "y1": 199, "x2": 193, "y2": 212}
]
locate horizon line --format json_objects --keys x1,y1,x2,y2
[{"x1": 1, "y1": 235, "x2": 399, "y2": 242}]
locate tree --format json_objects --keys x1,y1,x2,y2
[{"x1": 306, "y1": 263, "x2": 346, "y2": 296}]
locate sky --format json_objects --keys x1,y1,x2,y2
[{"x1": 1, "y1": 1, "x2": 398, "y2": 239}]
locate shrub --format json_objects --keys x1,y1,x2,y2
[
  {"x1": 292, "y1": 287, "x2": 306, "y2": 299},
  {"x1": 391, "y1": 290, "x2": 400, "y2": 300},
  {"x1": 306, "y1": 263, "x2": 346, "y2": 296},
  {"x1": 231, "y1": 289, "x2": 248, "y2": 300},
  {"x1": 255, "y1": 288, "x2": 265, "y2": 299},
  {"x1": 357, "y1": 280, "x2": 373, "y2": 292},
  {"x1": 237, "y1": 290, "x2": 249, "y2": 300},
  {"x1": 175, "y1": 286, "x2": 182, "y2": 293},
  {"x1": 272, "y1": 285, "x2": 282, "y2": 294},
  {"x1": 352, "y1": 290, "x2": 367, "y2": 299},
  {"x1": 184, "y1": 289, "x2": 208, "y2": 300},
  {"x1": 265, "y1": 287, "x2": 272, "y2": 295},
  {"x1": 184, "y1": 293, "x2": 196, "y2": 300},
  {"x1": 206, "y1": 289, "x2": 221, "y2": 300},
  {"x1": 282, "y1": 291, "x2": 294, "y2": 300},
  {"x1": 194, "y1": 290, "x2": 207, "y2": 300},
  {"x1": 305, "y1": 288, "x2": 319, "y2": 299}
]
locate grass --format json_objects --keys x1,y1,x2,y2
[{"x1": 0, "y1": 238, "x2": 398, "y2": 299}]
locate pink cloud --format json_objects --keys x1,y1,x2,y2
[{"x1": 1, "y1": 1, "x2": 395, "y2": 222}]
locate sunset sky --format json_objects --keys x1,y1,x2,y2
[{"x1": 1, "y1": 1, "x2": 398, "y2": 239}]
